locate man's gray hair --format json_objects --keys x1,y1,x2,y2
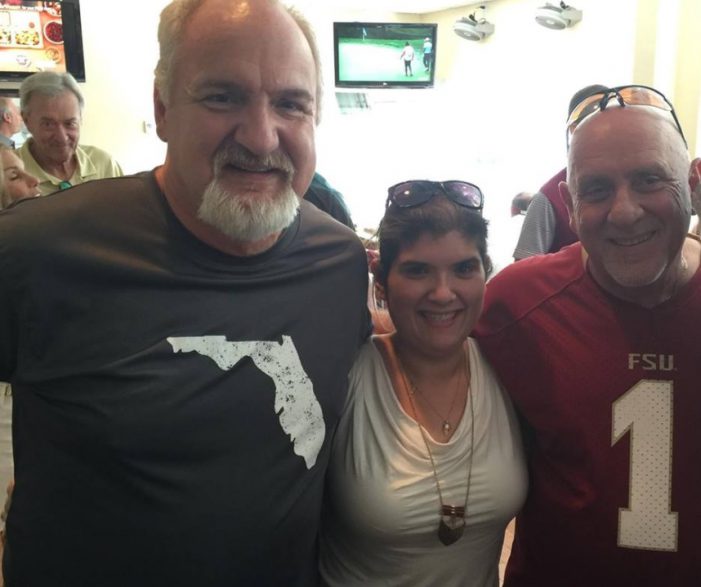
[
  {"x1": 0, "y1": 96, "x2": 13, "y2": 115},
  {"x1": 154, "y1": 0, "x2": 323, "y2": 122},
  {"x1": 19, "y1": 71, "x2": 84, "y2": 117}
]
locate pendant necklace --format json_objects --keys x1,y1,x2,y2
[
  {"x1": 404, "y1": 359, "x2": 463, "y2": 437},
  {"x1": 397, "y1": 348, "x2": 475, "y2": 546}
]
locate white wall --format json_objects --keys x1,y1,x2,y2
[
  {"x1": 70, "y1": 0, "x2": 699, "y2": 261},
  {"x1": 301, "y1": 0, "x2": 640, "y2": 236},
  {"x1": 77, "y1": 0, "x2": 166, "y2": 173}
]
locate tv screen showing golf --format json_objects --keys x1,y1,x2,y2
[{"x1": 334, "y1": 22, "x2": 437, "y2": 89}]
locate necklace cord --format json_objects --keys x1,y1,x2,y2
[
  {"x1": 396, "y1": 346, "x2": 475, "y2": 522},
  {"x1": 403, "y1": 357, "x2": 463, "y2": 436}
]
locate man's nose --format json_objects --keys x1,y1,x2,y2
[
  {"x1": 233, "y1": 102, "x2": 280, "y2": 156},
  {"x1": 54, "y1": 125, "x2": 69, "y2": 142},
  {"x1": 608, "y1": 184, "x2": 644, "y2": 226}
]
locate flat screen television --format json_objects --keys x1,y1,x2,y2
[
  {"x1": 0, "y1": 0, "x2": 85, "y2": 83},
  {"x1": 334, "y1": 22, "x2": 437, "y2": 89}
]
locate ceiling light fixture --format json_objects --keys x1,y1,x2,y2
[
  {"x1": 454, "y1": 5, "x2": 495, "y2": 42},
  {"x1": 535, "y1": 1, "x2": 582, "y2": 30}
]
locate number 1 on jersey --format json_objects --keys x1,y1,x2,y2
[{"x1": 612, "y1": 379, "x2": 678, "y2": 551}]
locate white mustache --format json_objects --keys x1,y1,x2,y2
[{"x1": 213, "y1": 144, "x2": 294, "y2": 180}]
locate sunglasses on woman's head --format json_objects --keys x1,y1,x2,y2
[
  {"x1": 386, "y1": 180, "x2": 484, "y2": 212},
  {"x1": 565, "y1": 85, "x2": 686, "y2": 148}
]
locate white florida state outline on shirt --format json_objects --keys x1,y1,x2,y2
[{"x1": 168, "y1": 335, "x2": 324, "y2": 469}]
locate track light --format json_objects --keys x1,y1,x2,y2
[
  {"x1": 535, "y1": 1, "x2": 582, "y2": 30},
  {"x1": 454, "y1": 5, "x2": 494, "y2": 42}
]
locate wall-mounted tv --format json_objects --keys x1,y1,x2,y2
[
  {"x1": 334, "y1": 22, "x2": 437, "y2": 89},
  {"x1": 0, "y1": 0, "x2": 85, "y2": 83}
]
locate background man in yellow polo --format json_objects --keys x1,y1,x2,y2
[{"x1": 16, "y1": 71, "x2": 122, "y2": 195}]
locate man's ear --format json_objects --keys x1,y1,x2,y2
[
  {"x1": 559, "y1": 180, "x2": 578, "y2": 235},
  {"x1": 689, "y1": 158, "x2": 701, "y2": 191},
  {"x1": 153, "y1": 85, "x2": 168, "y2": 142},
  {"x1": 689, "y1": 158, "x2": 701, "y2": 213}
]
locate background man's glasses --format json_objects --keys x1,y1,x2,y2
[
  {"x1": 386, "y1": 180, "x2": 484, "y2": 212},
  {"x1": 565, "y1": 85, "x2": 686, "y2": 148}
]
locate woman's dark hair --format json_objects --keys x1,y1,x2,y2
[{"x1": 376, "y1": 193, "x2": 492, "y2": 286}]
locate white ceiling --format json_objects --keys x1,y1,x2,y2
[{"x1": 327, "y1": 0, "x2": 488, "y2": 15}]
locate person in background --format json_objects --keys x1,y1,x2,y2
[
  {"x1": 513, "y1": 84, "x2": 607, "y2": 260},
  {"x1": 16, "y1": 71, "x2": 123, "y2": 196},
  {"x1": 510, "y1": 191, "x2": 533, "y2": 217},
  {"x1": 305, "y1": 171, "x2": 354, "y2": 229},
  {"x1": 486, "y1": 191, "x2": 534, "y2": 276},
  {"x1": 476, "y1": 85, "x2": 701, "y2": 585},
  {"x1": 0, "y1": 98, "x2": 22, "y2": 149},
  {"x1": 422, "y1": 36, "x2": 433, "y2": 72},
  {"x1": 400, "y1": 41, "x2": 415, "y2": 76},
  {"x1": 0, "y1": 145, "x2": 39, "y2": 209},
  {"x1": 320, "y1": 180, "x2": 526, "y2": 586},
  {"x1": 0, "y1": 0, "x2": 369, "y2": 585}
]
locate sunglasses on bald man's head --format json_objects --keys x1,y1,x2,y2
[
  {"x1": 565, "y1": 85, "x2": 686, "y2": 148},
  {"x1": 386, "y1": 180, "x2": 484, "y2": 213}
]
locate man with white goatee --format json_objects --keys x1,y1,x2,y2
[{"x1": 0, "y1": 1, "x2": 369, "y2": 585}]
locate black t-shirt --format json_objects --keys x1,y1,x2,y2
[{"x1": 0, "y1": 172, "x2": 369, "y2": 586}]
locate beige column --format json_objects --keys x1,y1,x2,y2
[
  {"x1": 673, "y1": 0, "x2": 701, "y2": 155},
  {"x1": 632, "y1": 0, "x2": 659, "y2": 86},
  {"x1": 633, "y1": 0, "x2": 700, "y2": 154}
]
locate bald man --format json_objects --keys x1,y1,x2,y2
[{"x1": 476, "y1": 86, "x2": 701, "y2": 586}]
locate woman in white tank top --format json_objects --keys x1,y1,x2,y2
[{"x1": 320, "y1": 180, "x2": 527, "y2": 587}]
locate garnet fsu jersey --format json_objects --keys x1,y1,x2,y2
[{"x1": 475, "y1": 242, "x2": 701, "y2": 586}]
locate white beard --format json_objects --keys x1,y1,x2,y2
[
  {"x1": 603, "y1": 256, "x2": 667, "y2": 289},
  {"x1": 197, "y1": 144, "x2": 300, "y2": 243},
  {"x1": 198, "y1": 178, "x2": 299, "y2": 243}
]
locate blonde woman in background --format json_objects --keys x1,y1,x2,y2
[{"x1": 0, "y1": 145, "x2": 39, "y2": 210}]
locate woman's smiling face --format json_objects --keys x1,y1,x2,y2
[{"x1": 384, "y1": 230, "x2": 486, "y2": 359}]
